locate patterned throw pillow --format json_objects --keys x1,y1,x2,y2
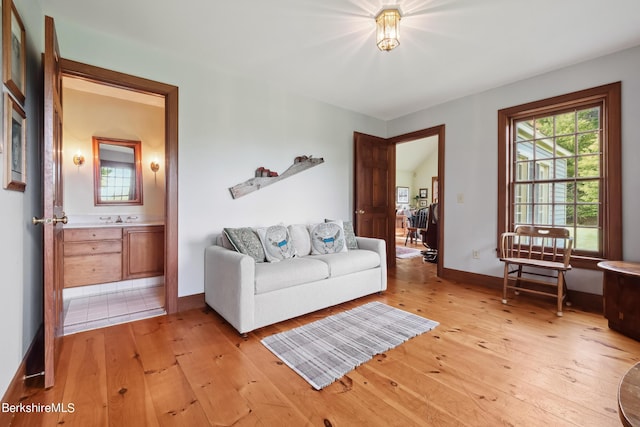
[
  {"x1": 325, "y1": 219, "x2": 358, "y2": 249},
  {"x1": 223, "y1": 227, "x2": 266, "y2": 262},
  {"x1": 308, "y1": 222, "x2": 348, "y2": 254},
  {"x1": 256, "y1": 224, "x2": 297, "y2": 262}
]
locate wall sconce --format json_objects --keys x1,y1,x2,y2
[
  {"x1": 375, "y1": 8, "x2": 401, "y2": 51},
  {"x1": 150, "y1": 160, "x2": 160, "y2": 173},
  {"x1": 73, "y1": 152, "x2": 85, "y2": 167}
]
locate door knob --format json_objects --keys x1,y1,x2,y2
[
  {"x1": 53, "y1": 215, "x2": 68, "y2": 225},
  {"x1": 32, "y1": 213, "x2": 68, "y2": 225},
  {"x1": 354, "y1": 209, "x2": 365, "y2": 215}
]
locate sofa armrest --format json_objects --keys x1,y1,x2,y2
[
  {"x1": 204, "y1": 245, "x2": 256, "y2": 333},
  {"x1": 355, "y1": 237, "x2": 387, "y2": 290}
]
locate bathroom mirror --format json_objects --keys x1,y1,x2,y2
[{"x1": 93, "y1": 136, "x2": 143, "y2": 206}]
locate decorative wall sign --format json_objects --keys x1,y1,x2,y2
[{"x1": 229, "y1": 155, "x2": 324, "y2": 199}]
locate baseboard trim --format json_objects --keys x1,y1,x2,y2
[
  {"x1": 441, "y1": 267, "x2": 604, "y2": 314},
  {"x1": 177, "y1": 292, "x2": 205, "y2": 312},
  {"x1": 0, "y1": 323, "x2": 44, "y2": 426}
]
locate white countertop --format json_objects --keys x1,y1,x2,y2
[
  {"x1": 64, "y1": 221, "x2": 164, "y2": 229},
  {"x1": 64, "y1": 214, "x2": 164, "y2": 229}
]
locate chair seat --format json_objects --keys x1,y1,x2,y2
[{"x1": 501, "y1": 257, "x2": 572, "y2": 271}]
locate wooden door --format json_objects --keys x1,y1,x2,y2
[
  {"x1": 353, "y1": 132, "x2": 395, "y2": 267},
  {"x1": 41, "y1": 16, "x2": 65, "y2": 388}
]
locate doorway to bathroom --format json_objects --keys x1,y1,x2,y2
[{"x1": 57, "y1": 61, "x2": 178, "y2": 334}]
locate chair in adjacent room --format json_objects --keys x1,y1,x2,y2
[
  {"x1": 420, "y1": 202, "x2": 438, "y2": 263},
  {"x1": 405, "y1": 208, "x2": 428, "y2": 245}
]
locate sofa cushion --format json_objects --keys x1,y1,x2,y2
[
  {"x1": 255, "y1": 257, "x2": 330, "y2": 294},
  {"x1": 325, "y1": 219, "x2": 358, "y2": 249},
  {"x1": 311, "y1": 249, "x2": 380, "y2": 278},
  {"x1": 308, "y1": 222, "x2": 348, "y2": 254},
  {"x1": 288, "y1": 224, "x2": 312, "y2": 256},
  {"x1": 257, "y1": 224, "x2": 297, "y2": 262},
  {"x1": 223, "y1": 227, "x2": 266, "y2": 262}
]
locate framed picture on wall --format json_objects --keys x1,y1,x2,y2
[
  {"x1": 419, "y1": 200, "x2": 427, "y2": 207},
  {"x1": 4, "y1": 93, "x2": 27, "y2": 191},
  {"x1": 419, "y1": 188, "x2": 428, "y2": 199},
  {"x1": 396, "y1": 186, "x2": 409, "y2": 203},
  {"x1": 2, "y1": 0, "x2": 26, "y2": 105}
]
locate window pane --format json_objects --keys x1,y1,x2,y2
[
  {"x1": 535, "y1": 139, "x2": 554, "y2": 159},
  {"x1": 561, "y1": 158, "x2": 576, "y2": 178},
  {"x1": 535, "y1": 183, "x2": 552, "y2": 203},
  {"x1": 554, "y1": 182, "x2": 570, "y2": 203},
  {"x1": 577, "y1": 107, "x2": 600, "y2": 132},
  {"x1": 514, "y1": 183, "x2": 532, "y2": 203},
  {"x1": 555, "y1": 135, "x2": 575, "y2": 156},
  {"x1": 577, "y1": 180, "x2": 599, "y2": 203},
  {"x1": 575, "y1": 227, "x2": 599, "y2": 252},
  {"x1": 535, "y1": 160, "x2": 553, "y2": 180},
  {"x1": 555, "y1": 112, "x2": 575, "y2": 134},
  {"x1": 534, "y1": 204, "x2": 552, "y2": 225},
  {"x1": 577, "y1": 204, "x2": 599, "y2": 226},
  {"x1": 515, "y1": 161, "x2": 533, "y2": 181},
  {"x1": 578, "y1": 132, "x2": 600, "y2": 154},
  {"x1": 577, "y1": 155, "x2": 600, "y2": 177},
  {"x1": 516, "y1": 141, "x2": 534, "y2": 159},
  {"x1": 515, "y1": 120, "x2": 534, "y2": 141},
  {"x1": 535, "y1": 116, "x2": 554, "y2": 138},
  {"x1": 555, "y1": 205, "x2": 575, "y2": 226},
  {"x1": 514, "y1": 204, "x2": 531, "y2": 224}
]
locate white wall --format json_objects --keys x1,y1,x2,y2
[
  {"x1": 62, "y1": 88, "x2": 165, "y2": 218},
  {"x1": 49, "y1": 18, "x2": 386, "y2": 297},
  {"x1": 0, "y1": 0, "x2": 44, "y2": 397},
  {"x1": 411, "y1": 152, "x2": 437, "y2": 205},
  {"x1": 395, "y1": 170, "x2": 412, "y2": 208},
  {"x1": 388, "y1": 45, "x2": 640, "y2": 294}
]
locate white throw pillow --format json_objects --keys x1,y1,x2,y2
[
  {"x1": 288, "y1": 224, "x2": 311, "y2": 256},
  {"x1": 308, "y1": 222, "x2": 348, "y2": 255},
  {"x1": 256, "y1": 224, "x2": 297, "y2": 262}
]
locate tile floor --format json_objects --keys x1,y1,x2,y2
[{"x1": 63, "y1": 285, "x2": 165, "y2": 335}]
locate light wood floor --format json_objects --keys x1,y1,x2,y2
[{"x1": 9, "y1": 256, "x2": 640, "y2": 426}]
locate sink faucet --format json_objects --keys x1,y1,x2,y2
[{"x1": 115, "y1": 215, "x2": 123, "y2": 223}]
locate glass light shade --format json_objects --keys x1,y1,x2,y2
[{"x1": 376, "y1": 9, "x2": 401, "y2": 51}]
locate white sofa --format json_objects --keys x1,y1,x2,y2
[{"x1": 204, "y1": 235, "x2": 387, "y2": 334}]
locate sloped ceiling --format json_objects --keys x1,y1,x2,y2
[{"x1": 43, "y1": 0, "x2": 640, "y2": 120}]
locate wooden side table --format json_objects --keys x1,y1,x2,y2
[
  {"x1": 619, "y1": 362, "x2": 640, "y2": 427},
  {"x1": 598, "y1": 261, "x2": 640, "y2": 341}
]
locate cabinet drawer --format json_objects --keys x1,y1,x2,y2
[
  {"x1": 64, "y1": 240, "x2": 122, "y2": 256},
  {"x1": 64, "y1": 227, "x2": 122, "y2": 242},
  {"x1": 63, "y1": 253, "x2": 122, "y2": 288}
]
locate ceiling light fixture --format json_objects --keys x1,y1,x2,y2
[{"x1": 375, "y1": 8, "x2": 401, "y2": 52}]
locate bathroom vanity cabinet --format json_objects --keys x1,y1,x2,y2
[{"x1": 63, "y1": 225, "x2": 164, "y2": 288}]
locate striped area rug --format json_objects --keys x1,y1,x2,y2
[{"x1": 261, "y1": 301, "x2": 439, "y2": 390}]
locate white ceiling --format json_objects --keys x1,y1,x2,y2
[{"x1": 43, "y1": 0, "x2": 640, "y2": 120}]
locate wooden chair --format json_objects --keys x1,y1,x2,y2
[
  {"x1": 405, "y1": 208, "x2": 428, "y2": 245},
  {"x1": 500, "y1": 226, "x2": 573, "y2": 316}
]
